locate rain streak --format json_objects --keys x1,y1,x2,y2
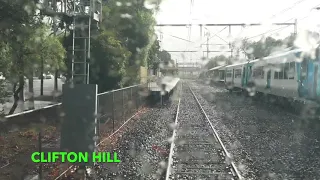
[{"x1": 1, "y1": 0, "x2": 320, "y2": 180}]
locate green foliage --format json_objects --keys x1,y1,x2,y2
[
  {"x1": 0, "y1": 42, "x2": 12, "y2": 77},
  {"x1": 3, "y1": 25, "x2": 65, "y2": 79},
  {"x1": 147, "y1": 38, "x2": 160, "y2": 69},
  {"x1": 0, "y1": 0, "x2": 65, "y2": 113},
  {"x1": 205, "y1": 55, "x2": 230, "y2": 70},
  {"x1": 100, "y1": 0, "x2": 157, "y2": 66},
  {"x1": 241, "y1": 35, "x2": 296, "y2": 60},
  {"x1": 90, "y1": 31, "x2": 131, "y2": 92},
  {"x1": 62, "y1": 0, "x2": 162, "y2": 91},
  {"x1": 0, "y1": 0, "x2": 43, "y2": 41},
  {"x1": 158, "y1": 50, "x2": 171, "y2": 64},
  {"x1": 283, "y1": 33, "x2": 296, "y2": 48},
  {"x1": 199, "y1": 72, "x2": 206, "y2": 79}
]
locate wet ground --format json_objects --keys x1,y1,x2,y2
[
  {"x1": 95, "y1": 102, "x2": 178, "y2": 179},
  {"x1": 7, "y1": 79, "x2": 319, "y2": 179},
  {"x1": 191, "y1": 81, "x2": 320, "y2": 180}
]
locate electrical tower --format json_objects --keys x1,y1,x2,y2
[
  {"x1": 70, "y1": 0, "x2": 102, "y2": 84},
  {"x1": 40, "y1": 0, "x2": 102, "y2": 84},
  {"x1": 156, "y1": 22, "x2": 297, "y2": 61},
  {"x1": 39, "y1": 1, "x2": 102, "y2": 178}
]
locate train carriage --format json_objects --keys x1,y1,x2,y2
[
  {"x1": 207, "y1": 65, "x2": 226, "y2": 84},
  {"x1": 256, "y1": 49, "x2": 300, "y2": 98},
  {"x1": 225, "y1": 61, "x2": 249, "y2": 90},
  {"x1": 208, "y1": 45, "x2": 320, "y2": 103}
]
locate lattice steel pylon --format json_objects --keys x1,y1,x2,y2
[
  {"x1": 71, "y1": 0, "x2": 101, "y2": 84},
  {"x1": 39, "y1": 0, "x2": 102, "y2": 85}
]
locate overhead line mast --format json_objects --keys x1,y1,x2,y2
[{"x1": 157, "y1": 22, "x2": 297, "y2": 59}]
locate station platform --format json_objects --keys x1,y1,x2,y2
[
  {"x1": 147, "y1": 77, "x2": 180, "y2": 104},
  {"x1": 148, "y1": 77, "x2": 180, "y2": 93}
]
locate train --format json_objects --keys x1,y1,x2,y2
[
  {"x1": 207, "y1": 45, "x2": 320, "y2": 103},
  {"x1": 147, "y1": 66, "x2": 180, "y2": 104}
]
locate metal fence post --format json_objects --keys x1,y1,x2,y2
[
  {"x1": 112, "y1": 91, "x2": 115, "y2": 132},
  {"x1": 130, "y1": 87, "x2": 133, "y2": 113},
  {"x1": 38, "y1": 131, "x2": 42, "y2": 180},
  {"x1": 122, "y1": 89, "x2": 124, "y2": 122},
  {"x1": 135, "y1": 86, "x2": 139, "y2": 111},
  {"x1": 139, "y1": 86, "x2": 142, "y2": 107},
  {"x1": 97, "y1": 95, "x2": 100, "y2": 143}
]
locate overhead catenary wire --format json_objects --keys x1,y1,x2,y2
[
  {"x1": 269, "y1": 0, "x2": 310, "y2": 19},
  {"x1": 246, "y1": 10, "x2": 316, "y2": 40},
  {"x1": 158, "y1": 1, "x2": 320, "y2": 63},
  {"x1": 157, "y1": 30, "x2": 195, "y2": 42},
  {"x1": 246, "y1": 3, "x2": 320, "y2": 40}
]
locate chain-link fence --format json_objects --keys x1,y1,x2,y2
[{"x1": 97, "y1": 83, "x2": 149, "y2": 138}]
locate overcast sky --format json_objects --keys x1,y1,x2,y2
[{"x1": 154, "y1": 0, "x2": 320, "y2": 64}]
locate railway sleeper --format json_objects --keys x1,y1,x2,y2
[
  {"x1": 174, "y1": 153, "x2": 222, "y2": 161},
  {"x1": 177, "y1": 124, "x2": 209, "y2": 128},
  {"x1": 174, "y1": 168, "x2": 231, "y2": 175},
  {"x1": 176, "y1": 130, "x2": 211, "y2": 135},
  {"x1": 173, "y1": 157, "x2": 226, "y2": 164},
  {"x1": 175, "y1": 143, "x2": 222, "y2": 149},
  {"x1": 172, "y1": 172, "x2": 234, "y2": 180},
  {"x1": 176, "y1": 134, "x2": 215, "y2": 139}
]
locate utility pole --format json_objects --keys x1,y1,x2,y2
[
  {"x1": 228, "y1": 25, "x2": 233, "y2": 58},
  {"x1": 158, "y1": 22, "x2": 296, "y2": 62},
  {"x1": 294, "y1": 18, "x2": 298, "y2": 35},
  {"x1": 52, "y1": 0, "x2": 58, "y2": 97},
  {"x1": 205, "y1": 32, "x2": 210, "y2": 60}
]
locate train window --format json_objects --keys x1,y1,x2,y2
[
  {"x1": 252, "y1": 67, "x2": 264, "y2": 79},
  {"x1": 279, "y1": 69, "x2": 284, "y2": 79},
  {"x1": 253, "y1": 69, "x2": 257, "y2": 77},
  {"x1": 274, "y1": 71, "x2": 279, "y2": 79},
  {"x1": 288, "y1": 62, "x2": 295, "y2": 79},
  {"x1": 234, "y1": 69, "x2": 241, "y2": 78},
  {"x1": 290, "y1": 62, "x2": 295, "y2": 70},
  {"x1": 300, "y1": 58, "x2": 308, "y2": 80},
  {"x1": 284, "y1": 63, "x2": 289, "y2": 79},
  {"x1": 226, "y1": 70, "x2": 232, "y2": 78}
]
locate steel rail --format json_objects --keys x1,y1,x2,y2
[
  {"x1": 187, "y1": 82, "x2": 243, "y2": 179},
  {"x1": 165, "y1": 82, "x2": 182, "y2": 180}
]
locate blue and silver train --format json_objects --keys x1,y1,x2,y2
[{"x1": 208, "y1": 46, "x2": 320, "y2": 102}]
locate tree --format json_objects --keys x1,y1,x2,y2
[
  {"x1": 239, "y1": 36, "x2": 296, "y2": 60},
  {"x1": 0, "y1": 0, "x2": 66, "y2": 114},
  {"x1": 89, "y1": 31, "x2": 131, "y2": 92},
  {"x1": 147, "y1": 38, "x2": 160, "y2": 71},
  {"x1": 2, "y1": 25, "x2": 66, "y2": 115},
  {"x1": 0, "y1": 42, "x2": 12, "y2": 115},
  {"x1": 63, "y1": 0, "x2": 161, "y2": 90},
  {"x1": 283, "y1": 33, "x2": 296, "y2": 48},
  {"x1": 158, "y1": 50, "x2": 171, "y2": 65},
  {"x1": 205, "y1": 55, "x2": 230, "y2": 70}
]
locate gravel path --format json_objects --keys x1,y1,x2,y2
[
  {"x1": 189, "y1": 81, "x2": 320, "y2": 180},
  {"x1": 95, "y1": 100, "x2": 179, "y2": 179}
]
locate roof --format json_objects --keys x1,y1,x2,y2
[
  {"x1": 225, "y1": 47, "x2": 306, "y2": 68},
  {"x1": 208, "y1": 65, "x2": 226, "y2": 71}
]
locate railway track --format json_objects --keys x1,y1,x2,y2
[{"x1": 165, "y1": 82, "x2": 243, "y2": 180}]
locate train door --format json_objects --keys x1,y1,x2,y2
[
  {"x1": 248, "y1": 65, "x2": 252, "y2": 82},
  {"x1": 241, "y1": 66, "x2": 246, "y2": 87},
  {"x1": 266, "y1": 70, "x2": 271, "y2": 88},
  {"x1": 224, "y1": 69, "x2": 227, "y2": 82},
  {"x1": 313, "y1": 64, "x2": 318, "y2": 99},
  {"x1": 232, "y1": 69, "x2": 235, "y2": 84},
  {"x1": 298, "y1": 58, "x2": 309, "y2": 97}
]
